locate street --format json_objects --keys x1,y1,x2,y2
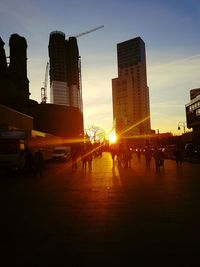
[{"x1": 0, "y1": 152, "x2": 200, "y2": 266}]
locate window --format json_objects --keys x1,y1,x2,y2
[{"x1": 196, "y1": 108, "x2": 200, "y2": 116}]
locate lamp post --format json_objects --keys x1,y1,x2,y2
[{"x1": 178, "y1": 121, "x2": 186, "y2": 134}]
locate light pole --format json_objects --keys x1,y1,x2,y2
[{"x1": 178, "y1": 121, "x2": 186, "y2": 134}]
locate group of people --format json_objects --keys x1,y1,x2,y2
[
  {"x1": 110, "y1": 145, "x2": 132, "y2": 168},
  {"x1": 21, "y1": 142, "x2": 183, "y2": 176},
  {"x1": 23, "y1": 148, "x2": 44, "y2": 177},
  {"x1": 70, "y1": 142, "x2": 96, "y2": 172},
  {"x1": 143, "y1": 143, "x2": 183, "y2": 170},
  {"x1": 174, "y1": 144, "x2": 183, "y2": 167},
  {"x1": 81, "y1": 146, "x2": 93, "y2": 171},
  {"x1": 110, "y1": 142, "x2": 184, "y2": 171},
  {"x1": 144, "y1": 146, "x2": 165, "y2": 171}
]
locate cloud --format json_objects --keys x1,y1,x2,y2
[
  {"x1": 151, "y1": 101, "x2": 184, "y2": 109},
  {"x1": 148, "y1": 53, "x2": 200, "y2": 93}
]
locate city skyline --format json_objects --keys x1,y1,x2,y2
[{"x1": 1, "y1": 0, "x2": 200, "y2": 134}]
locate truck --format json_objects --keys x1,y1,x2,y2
[{"x1": 0, "y1": 130, "x2": 26, "y2": 172}]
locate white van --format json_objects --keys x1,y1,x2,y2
[{"x1": 52, "y1": 146, "x2": 71, "y2": 162}]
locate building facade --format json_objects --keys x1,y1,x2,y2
[
  {"x1": 112, "y1": 37, "x2": 151, "y2": 138},
  {"x1": 29, "y1": 104, "x2": 84, "y2": 139},
  {"x1": 186, "y1": 88, "x2": 200, "y2": 138},
  {"x1": 48, "y1": 32, "x2": 82, "y2": 111},
  {"x1": 190, "y1": 88, "x2": 200, "y2": 100}
]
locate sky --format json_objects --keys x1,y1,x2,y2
[{"x1": 0, "y1": 0, "x2": 200, "y2": 135}]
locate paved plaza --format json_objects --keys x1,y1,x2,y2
[{"x1": 0, "y1": 152, "x2": 200, "y2": 266}]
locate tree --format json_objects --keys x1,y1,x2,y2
[{"x1": 85, "y1": 125, "x2": 106, "y2": 143}]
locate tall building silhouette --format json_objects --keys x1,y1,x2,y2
[
  {"x1": 9, "y1": 34, "x2": 30, "y2": 101},
  {"x1": 49, "y1": 31, "x2": 69, "y2": 105},
  {"x1": 112, "y1": 37, "x2": 151, "y2": 137},
  {"x1": 0, "y1": 37, "x2": 7, "y2": 74},
  {"x1": 48, "y1": 32, "x2": 82, "y2": 111},
  {"x1": 0, "y1": 34, "x2": 30, "y2": 107}
]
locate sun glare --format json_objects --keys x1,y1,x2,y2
[{"x1": 108, "y1": 130, "x2": 117, "y2": 144}]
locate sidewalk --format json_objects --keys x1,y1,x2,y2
[{"x1": 1, "y1": 152, "x2": 200, "y2": 266}]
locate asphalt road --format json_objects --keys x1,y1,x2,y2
[{"x1": 0, "y1": 152, "x2": 200, "y2": 266}]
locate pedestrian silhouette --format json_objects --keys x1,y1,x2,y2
[
  {"x1": 174, "y1": 144, "x2": 182, "y2": 167},
  {"x1": 159, "y1": 149, "x2": 165, "y2": 170},
  {"x1": 153, "y1": 147, "x2": 160, "y2": 171},
  {"x1": 144, "y1": 145, "x2": 152, "y2": 170},
  {"x1": 111, "y1": 148, "x2": 116, "y2": 166},
  {"x1": 136, "y1": 149, "x2": 141, "y2": 162},
  {"x1": 153, "y1": 147, "x2": 164, "y2": 171},
  {"x1": 24, "y1": 148, "x2": 34, "y2": 176},
  {"x1": 34, "y1": 149, "x2": 44, "y2": 177},
  {"x1": 81, "y1": 146, "x2": 88, "y2": 171},
  {"x1": 71, "y1": 145, "x2": 79, "y2": 170}
]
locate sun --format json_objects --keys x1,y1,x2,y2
[{"x1": 108, "y1": 130, "x2": 117, "y2": 144}]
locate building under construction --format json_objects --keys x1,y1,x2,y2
[
  {"x1": 48, "y1": 31, "x2": 82, "y2": 111},
  {"x1": 48, "y1": 26, "x2": 104, "y2": 111}
]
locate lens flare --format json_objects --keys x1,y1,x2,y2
[{"x1": 108, "y1": 130, "x2": 117, "y2": 144}]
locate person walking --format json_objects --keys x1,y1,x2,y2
[
  {"x1": 86, "y1": 142, "x2": 93, "y2": 171},
  {"x1": 81, "y1": 146, "x2": 87, "y2": 171},
  {"x1": 24, "y1": 148, "x2": 34, "y2": 176},
  {"x1": 71, "y1": 145, "x2": 79, "y2": 170},
  {"x1": 144, "y1": 145, "x2": 152, "y2": 170},
  {"x1": 110, "y1": 148, "x2": 116, "y2": 166},
  {"x1": 34, "y1": 149, "x2": 44, "y2": 177},
  {"x1": 87, "y1": 153, "x2": 93, "y2": 171},
  {"x1": 153, "y1": 147, "x2": 160, "y2": 171},
  {"x1": 174, "y1": 144, "x2": 182, "y2": 167},
  {"x1": 153, "y1": 147, "x2": 164, "y2": 171},
  {"x1": 158, "y1": 149, "x2": 165, "y2": 170},
  {"x1": 123, "y1": 147, "x2": 132, "y2": 168}
]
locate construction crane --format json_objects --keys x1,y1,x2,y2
[
  {"x1": 43, "y1": 26, "x2": 104, "y2": 104},
  {"x1": 41, "y1": 26, "x2": 104, "y2": 104},
  {"x1": 66, "y1": 25, "x2": 104, "y2": 39},
  {"x1": 74, "y1": 25, "x2": 104, "y2": 38},
  {"x1": 74, "y1": 25, "x2": 104, "y2": 112},
  {"x1": 41, "y1": 62, "x2": 49, "y2": 104}
]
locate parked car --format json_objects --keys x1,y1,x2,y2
[{"x1": 52, "y1": 146, "x2": 71, "y2": 162}]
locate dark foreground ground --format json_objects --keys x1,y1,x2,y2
[{"x1": 0, "y1": 152, "x2": 200, "y2": 266}]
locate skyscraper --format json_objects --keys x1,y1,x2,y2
[
  {"x1": 48, "y1": 32, "x2": 82, "y2": 111},
  {"x1": 66, "y1": 37, "x2": 82, "y2": 110},
  {"x1": 112, "y1": 37, "x2": 151, "y2": 138},
  {"x1": 0, "y1": 34, "x2": 30, "y2": 107},
  {"x1": 9, "y1": 34, "x2": 30, "y2": 101}
]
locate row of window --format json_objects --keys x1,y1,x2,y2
[
  {"x1": 188, "y1": 101, "x2": 200, "y2": 112},
  {"x1": 196, "y1": 108, "x2": 200, "y2": 116}
]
